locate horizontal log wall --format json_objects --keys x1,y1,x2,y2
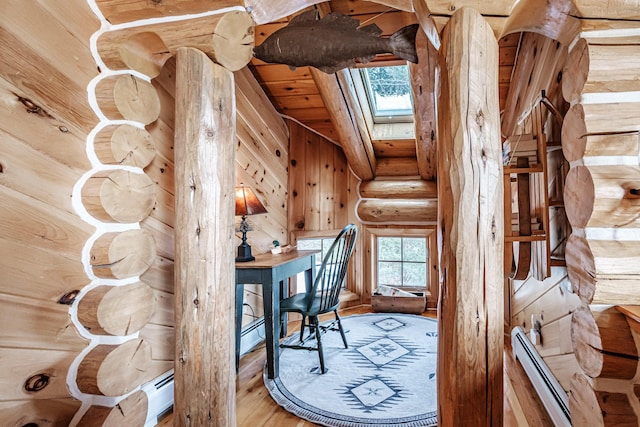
[
  {"x1": 0, "y1": 1, "x2": 97, "y2": 425},
  {"x1": 562, "y1": 28, "x2": 640, "y2": 425}
]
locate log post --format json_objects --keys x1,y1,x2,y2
[
  {"x1": 410, "y1": 29, "x2": 438, "y2": 180},
  {"x1": 436, "y1": 7, "x2": 503, "y2": 426},
  {"x1": 173, "y1": 47, "x2": 236, "y2": 426}
]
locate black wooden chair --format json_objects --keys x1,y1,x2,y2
[{"x1": 279, "y1": 224, "x2": 358, "y2": 373}]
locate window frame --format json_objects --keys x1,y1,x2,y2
[
  {"x1": 366, "y1": 227, "x2": 438, "y2": 307},
  {"x1": 360, "y1": 65, "x2": 414, "y2": 124},
  {"x1": 348, "y1": 64, "x2": 415, "y2": 141},
  {"x1": 376, "y1": 235, "x2": 429, "y2": 288}
]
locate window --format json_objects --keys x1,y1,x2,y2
[
  {"x1": 361, "y1": 65, "x2": 414, "y2": 123},
  {"x1": 349, "y1": 64, "x2": 415, "y2": 140},
  {"x1": 377, "y1": 236, "x2": 427, "y2": 288},
  {"x1": 295, "y1": 236, "x2": 343, "y2": 293}
]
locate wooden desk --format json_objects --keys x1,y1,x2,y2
[{"x1": 235, "y1": 250, "x2": 319, "y2": 379}]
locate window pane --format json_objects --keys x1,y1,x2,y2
[
  {"x1": 378, "y1": 261, "x2": 401, "y2": 286},
  {"x1": 363, "y1": 65, "x2": 413, "y2": 117},
  {"x1": 403, "y1": 238, "x2": 427, "y2": 262},
  {"x1": 321, "y1": 238, "x2": 335, "y2": 260},
  {"x1": 378, "y1": 237, "x2": 401, "y2": 261},
  {"x1": 403, "y1": 263, "x2": 427, "y2": 287},
  {"x1": 297, "y1": 239, "x2": 321, "y2": 251}
]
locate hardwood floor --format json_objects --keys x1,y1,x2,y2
[{"x1": 159, "y1": 305, "x2": 553, "y2": 426}]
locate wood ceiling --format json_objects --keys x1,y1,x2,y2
[{"x1": 248, "y1": 0, "x2": 519, "y2": 149}]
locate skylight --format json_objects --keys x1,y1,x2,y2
[{"x1": 361, "y1": 65, "x2": 414, "y2": 124}]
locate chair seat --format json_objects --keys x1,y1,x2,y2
[{"x1": 281, "y1": 293, "x2": 338, "y2": 317}]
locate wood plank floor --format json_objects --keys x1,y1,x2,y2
[{"x1": 159, "y1": 305, "x2": 553, "y2": 426}]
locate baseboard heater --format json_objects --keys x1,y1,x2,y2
[
  {"x1": 141, "y1": 320, "x2": 265, "y2": 425},
  {"x1": 143, "y1": 370, "x2": 174, "y2": 427},
  {"x1": 511, "y1": 326, "x2": 571, "y2": 427}
]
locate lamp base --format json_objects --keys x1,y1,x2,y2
[{"x1": 236, "y1": 242, "x2": 255, "y2": 263}]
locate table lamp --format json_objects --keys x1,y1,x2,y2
[{"x1": 235, "y1": 184, "x2": 267, "y2": 262}]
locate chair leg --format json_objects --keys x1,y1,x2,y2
[
  {"x1": 299, "y1": 315, "x2": 306, "y2": 342},
  {"x1": 312, "y1": 316, "x2": 326, "y2": 374},
  {"x1": 335, "y1": 310, "x2": 348, "y2": 349}
]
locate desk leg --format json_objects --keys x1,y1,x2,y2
[
  {"x1": 235, "y1": 283, "x2": 244, "y2": 373},
  {"x1": 279, "y1": 280, "x2": 288, "y2": 338},
  {"x1": 263, "y1": 273, "x2": 279, "y2": 379}
]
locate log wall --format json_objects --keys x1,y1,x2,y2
[
  {"x1": 504, "y1": 24, "x2": 581, "y2": 404},
  {"x1": 0, "y1": 2, "x2": 281, "y2": 424},
  {"x1": 286, "y1": 121, "x2": 364, "y2": 302},
  {"x1": 0, "y1": 1, "x2": 96, "y2": 424},
  {"x1": 561, "y1": 28, "x2": 640, "y2": 425}
]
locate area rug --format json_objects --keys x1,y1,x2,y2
[{"x1": 264, "y1": 313, "x2": 438, "y2": 426}]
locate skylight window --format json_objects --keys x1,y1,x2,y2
[{"x1": 361, "y1": 65, "x2": 413, "y2": 124}]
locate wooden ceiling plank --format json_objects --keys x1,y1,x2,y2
[
  {"x1": 245, "y1": 0, "x2": 325, "y2": 25},
  {"x1": 260, "y1": 79, "x2": 320, "y2": 98},
  {"x1": 250, "y1": 64, "x2": 312, "y2": 83}
]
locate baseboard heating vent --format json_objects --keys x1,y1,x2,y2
[
  {"x1": 511, "y1": 326, "x2": 571, "y2": 427},
  {"x1": 143, "y1": 369, "x2": 174, "y2": 427}
]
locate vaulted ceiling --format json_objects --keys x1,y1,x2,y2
[{"x1": 248, "y1": 0, "x2": 519, "y2": 159}]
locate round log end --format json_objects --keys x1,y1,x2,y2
[
  {"x1": 91, "y1": 229, "x2": 156, "y2": 279},
  {"x1": 562, "y1": 38, "x2": 588, "y2": 103},
  {"x1": 570, "y1": 372, "x2": 638, "y2": 426},
  {"x1": 561, "y1": 103, "x2": 587, "y2": 162},
  {"x1": 101, "y1": 125, "x2": 156, "y2": 168},
  {"x1": 564, "y1": 165, "x2": 594, "y2": 228},
  {"x1": 78, "y1": 282, "x2": 156, "y2": 336},
  {"x1": 571, "y1": 305, "x2": 604, "y2": 377},
  {"x1": 77, "y1": 339, "x2": 152, "y2": 396},
  {"x1": 211, "y1": 11, "x2": 255, "y2": 71},
  {"x1": 79, "y1": 390, "x2": 148, "y2": 427},
  {"x1": 569, "y1": 373, "x2": 604, "y2": 427},
  {"x1": 565, "y1": 234, "x2": 596, "y2": 304},
  {"x1": 119, "y1": 32, "x2": 172, "y2": 79},
  {"x1": 113, "y1": 75, "x2": 161, "y2": 124},
  {"x1": 99, "y1": 169, "x2": 156, "y2": 223}
]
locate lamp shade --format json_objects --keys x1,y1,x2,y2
[{"x1": 235, "y1": 185, "x2": 267, "y2": 216}]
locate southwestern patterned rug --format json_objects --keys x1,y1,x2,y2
[{"x1": 264, "y1": 313, "x2": 438, "y2": 426}]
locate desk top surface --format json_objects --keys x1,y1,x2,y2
[{"x1": 235, "y1": 249, "x2": 320, "y2": 269}]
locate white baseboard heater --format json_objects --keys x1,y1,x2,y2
[
  {"x1": 143, "y1": 370, "x2": 174, "y2": 427},
  {"x1": 511, "y1": 326, "x2": 571, "y2": 427}
]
